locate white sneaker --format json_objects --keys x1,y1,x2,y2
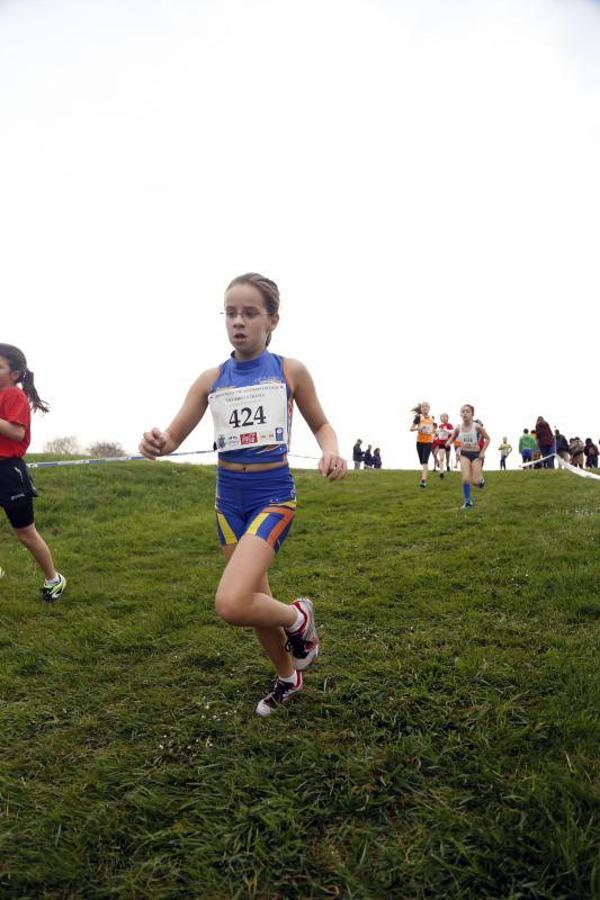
[
  {"x1": 256, "y1": 672, "x2": 303, "y2": 717},
  {"x1": 285, "y1": 598, "x2": 319, "y2": 671},
  {"x1": 41, "y1": 572, "x2": 67, "y2": 603}
]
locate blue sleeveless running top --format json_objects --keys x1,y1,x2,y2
[{"x1": 209, "y1": 349, "x2": 293, "y2": 464}]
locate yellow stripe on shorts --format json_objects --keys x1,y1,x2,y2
[
  {"x1": 247, "y1": 512, "x2": 270, "y2": 536},
  {"x1": 216, "y1": 511, "x2": 237, "y2": 545}
]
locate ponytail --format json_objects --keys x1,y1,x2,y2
[
  {"x1": 0, "y1": 344, "x2": 49, "y2": 413},
  {"x1": 21, "y1": 368, "x2": 49, "y2": 413}
]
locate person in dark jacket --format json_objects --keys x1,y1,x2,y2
[
  {"x1": 352, "y1": 439, "x2": 364, "y2": 470},
  {"x1": 535, "y1": 416, "x2": 555, "y2": 468},
  {"x1": 584, "y1": 438, "x2": 599, "y2": 469},
  {"x1": 373, "y1": 448, "x2": 382, "y2": 469},
  {"x1": 363, "y1": 444, "x2": 374, "y2": 469},
  {"x1": 554, "y1": 429, "x2": 569, "y2": 462}
]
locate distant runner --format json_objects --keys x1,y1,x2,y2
[
  {"x1": 410, "y1": 401, "x2": 435, "y2": 488},
  {"x1": 447, "y1": 404, "x2": 490, "y2": 508}
]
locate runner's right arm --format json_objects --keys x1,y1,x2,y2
[
  {"x1": 446, "y1": 427, "x2": 459, "y2": 447},
  {"x1": 139, "y1": 367, "x2": 219, "y2": 459}
]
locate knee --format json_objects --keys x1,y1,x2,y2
[
  {"x1": 14, "y1": 526, "x2": 35, "y2": 547},
  {"x1": 214, "y1": 588, "x2": 249, "y2": 625}
]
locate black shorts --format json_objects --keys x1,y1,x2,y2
[
  {"x1": 461, "y1": 450, "x2": 481, "y2": 462},
  {"x1": 2, "y1": 496, "x2": 34, "y2": 529},
  {"x1": 416, "y1": 443, "x2": 432, "y2": 464},
  {"x1": 0, "y1": 457, "x2": 37, "y2": 529}
]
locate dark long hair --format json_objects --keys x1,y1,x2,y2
[
  {"x1": 226, "y1": 273, "x2": 280, "y2": 346},
  {"x1": 0, "y1": 344, "x2": 49, "y2": 413}
]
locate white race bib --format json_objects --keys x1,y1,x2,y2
[
  {"x1": 459, "y1": 428, "x2": 479, "y2": 451},
  {"x1": 208, "y1": 381, "x2": 288, "y2": 452}
]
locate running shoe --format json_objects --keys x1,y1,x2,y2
[
  {"x1": 478, "y1": 478, "x2": 486, "y2": 488},
  {"x1": 419, "y1": 480, "x2": 426, "y2": 488},
  {"x1": 256, "y1": 672, "x2": 303, "y2": 717},
  {"x1": 439, "y1": 471, "x2": 444, "y2": 479},
  {"x1": 461, "y1": 501, "x2": 473, "y2": 509},
  {"x1": 41, "y1": 572, "x2": 67, "y2": 603},
  {"x1": 285, "y1": 598, "x2": 319, "y2": 670}
]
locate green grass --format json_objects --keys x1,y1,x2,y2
[{"x1": 1, "y1": 460, "x2": 599, "y2": 898}]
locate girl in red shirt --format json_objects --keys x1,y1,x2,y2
[{"x1": 0, "y1": 344, "x2": 66, "y2": 601}]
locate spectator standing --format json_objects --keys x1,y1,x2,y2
[
  {"x1": 518, "y1": 428, "x2": 537, "y2": 468},
  {"x1": 531, "y1": 431, "x2": 543, "y2": 469},
  {"x1": 554, "y1": 429, "x2": 570, "y2": 462},
  {"x1": 498, "y1": 437, "x2": 512, "y2": 470},
  {"x1": 584, "y1": 438, "x2": 599, "y2": 469},
  {"x1": 373, "y1": 448, "x2": 382, "y2": 469},
  {"x1": 569, "y1": 436, "x2": 585, "y2": 468},
  {"x1": 535, "y1": 416, "x2": 555, "y2": 468},
  {"x1": 352, "y1": 439, "x2": 364, "y2": 470},
  {"x1": 363, "y1": 444, "x2": 374, "y2": 469}
]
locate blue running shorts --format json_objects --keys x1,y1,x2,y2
[{"x1": 215, "y1": 465, "x2": 296, "y2": 553}]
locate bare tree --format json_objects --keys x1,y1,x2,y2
[
  {"x1": 87, "y1": 441, "x2": 126, "y2": 458},
  {"x1": 43, "y1": 436, "x2": 82, "y2": 455}
]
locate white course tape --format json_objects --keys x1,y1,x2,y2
[
  {"x1": 521, "y1": 452, "x2": 555, "y2": 468},
  {"x1": 27, "y1": 449, "x2": 216, "y2": 469},
  {"x1": 556, "y1": 455, "x2": 600, "y2": 481},
  {"x1": 27, "y1": 451, "x2": 347, "y2": 471},
  {"x1": 521, "y1": 452, "x2": 600, "y2": 481}
]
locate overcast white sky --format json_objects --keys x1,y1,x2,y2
[{"x1": 1, "y1": 0, "x2": 599, "y2": 470}]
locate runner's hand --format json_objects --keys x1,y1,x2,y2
[
  {"x1": 319, "y1": 451, "x2": 347, "y2": 481},
  {"x1": 139, "y1": 427, "x2": 167, "y2": 459}
]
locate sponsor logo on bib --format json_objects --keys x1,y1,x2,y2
[{"x1": 241, "y1": 433, "x2": 258, "y2": 445}]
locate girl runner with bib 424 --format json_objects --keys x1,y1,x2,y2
[{"x1": 139, "y1": 273, "x2": 346, "y2": 717}]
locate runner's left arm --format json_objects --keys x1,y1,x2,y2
[
  {"x1": 478, "y1": 426, "x2": 491, "y2": 457},
  {"x1": 286, "y1": 358, "x2": 346, "y2": 481},
  {"x1": 0, "y1": 419, "x2": 25, "y2": 441}
]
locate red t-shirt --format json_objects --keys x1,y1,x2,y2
[{"x1": 0, "y1": 387, "x2": 31, "y2": 457}]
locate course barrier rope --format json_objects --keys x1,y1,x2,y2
[
  {"x1": 521, "y1": 453, "x2": 600, "y2": 481},
  {"x1": 27, "y1": 450, "x2": 216, "y2": 469},
  {"x1": 27, "y1": 450, "x2": 336, "y2": 470}
]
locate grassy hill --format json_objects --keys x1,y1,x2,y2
[{"x1": 1, "y1": 460, "x2": 599, "y2": 898}]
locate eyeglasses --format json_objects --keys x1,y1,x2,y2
[{"x1": 221, "y1": 308, "x2": 268, "y2": 321}]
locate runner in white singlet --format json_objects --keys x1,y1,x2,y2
[{"x1": 446, "y1": 405, "x2": 490, "y2": 508}]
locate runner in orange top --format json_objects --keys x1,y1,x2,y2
[{"x1": 410, "y1": 401, "x2": 434, "y2": 488}]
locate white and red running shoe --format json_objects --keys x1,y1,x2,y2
[
  {"x1": 285, "y1": 598, "x2": 320, "y2": 671},
  {"x1": 256, "y1": 672, "x2": 303, "y2": 717}
]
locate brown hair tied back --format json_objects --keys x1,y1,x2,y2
[
  {"x1": 0, "y1": 343, "x2": 49, "y2": 413},
  {"x1": 226, "y1": 273, "x2": 280, "y2": 346}
]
